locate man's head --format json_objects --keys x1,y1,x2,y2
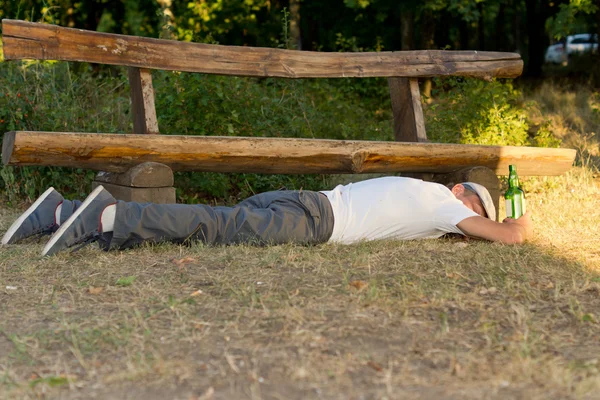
[{"x1": 451, "y1": 182, "x2": 496, "y2": 221}]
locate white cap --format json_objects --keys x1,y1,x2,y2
[{"x1": 461, "y1": 182, "x2": 496, "y2": 221}]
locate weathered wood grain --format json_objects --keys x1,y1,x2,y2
[
  {"x1": 91, "y1": 181, "x2": 176, "y2": 203},
  {"x1": 2, "y1": 20, "x2": 523, "y2": 79},
  {"x1": 3, "y1": 131, "x2": 576, "y2": 176},
  {"x1": 128, "y1": 68, "x2": 159, "y2": 135},
  {"x1": 389, "y1": 78, "x2": 428, "y2": 142},
  {"x1": 94, "y1": 162, "x2": 174, "y2": 187}
]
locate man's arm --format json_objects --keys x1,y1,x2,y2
[{"x1": 456, "y1": 212, "x2": 533, "y2": 244}]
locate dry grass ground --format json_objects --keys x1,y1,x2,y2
[
  {"x1": 1, "y1": 167, "x2": 600, "y2": 400},
  {"x1": 2, "y1": 83, "x2": 600, "y2": 399}
]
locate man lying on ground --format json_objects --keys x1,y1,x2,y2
[{"x1": 1, "y1": 176, "x2": 532, "y2": 256}]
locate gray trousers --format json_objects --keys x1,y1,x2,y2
[{"x1": 104, "y1": 190, "x2": 335, "y2": 250}]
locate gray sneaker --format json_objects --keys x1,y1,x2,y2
[
  {"x1": 2, "y1": 187, "x2": 63, "y2": 245},
  {"x1": 42, "y1": 185, "x2": 116, "y2": 257}
]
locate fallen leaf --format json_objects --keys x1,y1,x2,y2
[
  {"x1": 367, "y1": 360, "x2": 383, "y2": 372},
  {"x1": 88, "y1": 286, "x2": 103, "y2": 295},
  {"x1": 225, "y1": 353, "x2": 240, "y2": 373},
  {"x1": 349, "y1": 280, "x2": 368, "y2": 291},
  {"x1": 193, "y1": 321, "x2": 211, "y2": 330},
  {"x1": 172, "y1": 257, "x2": 197, "y2": 271}
]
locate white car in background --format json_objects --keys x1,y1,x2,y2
[{"x1": 544, "y1": 33, "x2": 598, "y2": 65}]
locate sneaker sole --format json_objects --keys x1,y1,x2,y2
[
  {"x1": 1, "y1": 187, "x2": 57, "y2": 245},
  {"x1": 42, "y1": 185, "x2": 106, "y2": 257}
]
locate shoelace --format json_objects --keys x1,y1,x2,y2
[
  {"x1": 70, "y1": 232, "x2": 109, "y2": 253},
  {"x1": 27, "y1": 224, "x2": 59, "y2": 239}
]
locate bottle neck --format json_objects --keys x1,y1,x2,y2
[{"x1": 508, "y1": 173, "x2": 520, "y2": 188}]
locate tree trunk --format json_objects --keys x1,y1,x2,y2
[
  {"x1": 289, "y1": 0, "x2": 302, "y2": 50},
  {"x1": 525, "y1": 0, "x2": 549, "y2": 77},
  {"x1": 514, "y1": 0, "x2": 522, "y2": 54},
  {"x1": 459, "y1": 19, "x2": 470, "y2": 49},
  {"x1": 400, "y1": 11, "x2": 415, "y2": 50},
  {"x1": 82, "y1": 0, "x2": 103, "y2": 31},
  {"x1": 495, "y1": 1, "x2": 506, "y2": 51},
  {"x1": 596, "y1": 0, "x2": 600, "y2": 86},
  {"x1": 421, "y1": 9, "x2": 436, "y2": 103},
  {"x1": 478, "y1": 2, "x2": 486, "y2": 50}
]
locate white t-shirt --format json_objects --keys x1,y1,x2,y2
[{"x1": 320, "y1": 177, "x2": 478, "y2": 244}]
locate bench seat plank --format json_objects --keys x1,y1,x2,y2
[
  {"x1": 3, "y1": 131, "x2": 575, "y2": 176},
  {"x1": 2, "y1": 20, "x2": 523, "y2": 79}
]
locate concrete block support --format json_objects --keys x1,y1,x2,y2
[{"x1": 92, "y1": 162, "x2": 176, "y2": 204}]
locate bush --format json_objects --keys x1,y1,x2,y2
[
  {"x1": 153, "y1": 71, "x2": 391, "y2": 141},
  {"x1": 426, "y1": 78, "x2": 561, "y2": 148},
  {"x1": 0, "y1": 60, "x2": 131, "y2": 204}
]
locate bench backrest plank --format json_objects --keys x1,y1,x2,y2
[{"x1": 2, "y1": 20, "x2": 523, "y2": 79}]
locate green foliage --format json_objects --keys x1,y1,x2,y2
[
  {"x1": 152, "y1": 70, "x2": 391, "y2": 201},
  {"x1": 170, "y1": 0, "x2": 282, "y2": 46},
  {"x1": 0, "y1": 59, "x2": 131, "y2": 204},
  {"x1": 426, "y1": 78, "x2": 561, "y2": 148},
  {"x1": 153, "y1": 71, "x2": 390, "y2": 141},
  {"x1": 545, "y1": 0, "x2": 599, "y2": 40}
]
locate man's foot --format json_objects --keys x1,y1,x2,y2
[
  {"x1": 42, "y1": 186, "x2": 116, "y2": 257},
  {"x1": 1, "y1": 187, "x2": 63, "y2": 245}
]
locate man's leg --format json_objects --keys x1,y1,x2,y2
[
  {"x1": 42, "y1": 186, "x2": 334, "y2": 255},
  {"x1": 110, "y1": 190, "x2": 334, "y2": 249}
]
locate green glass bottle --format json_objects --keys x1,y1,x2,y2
[{"x1": 505, "y1": 164, "x2": 526, "y2": 219}]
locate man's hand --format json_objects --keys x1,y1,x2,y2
[
  {"x1": 457, "y1": 212, "x2": 533, "y2": 244},
  {"x1": 502, "y1": 212, "x2": 533, "y2": 241}
]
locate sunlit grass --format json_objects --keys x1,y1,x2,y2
[{"x1": 526, "y1": 82, "x2": 600, "y2": 168}]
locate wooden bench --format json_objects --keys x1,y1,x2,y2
[{"x1": 1, "y1": 20, "x2": 576, "y2": 217}]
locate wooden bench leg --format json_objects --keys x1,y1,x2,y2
[
  {"x1": 388, "y1": 77, "x2": 428, "y2": 143},
  {"x1": 92, "y1": 162, "x2": 176, "y2": 204},
  {"x1": 97, "y1": 68, "x2": 167, "y2": 202},
  {"x1": 129, "y1": 67, "x2": 159, "y2": 135}
]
